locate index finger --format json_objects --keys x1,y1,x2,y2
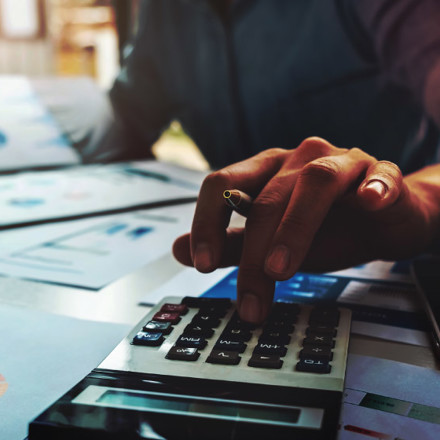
[{"x1": 190, "y1": 148, "x2": 287, "y2": 272}]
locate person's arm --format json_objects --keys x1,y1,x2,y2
[{"x1": 83, "y1": 1, "x2": 173, "y2": 163}]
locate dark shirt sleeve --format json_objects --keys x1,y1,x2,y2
[
  {"x1": 353, "y1": 0, "x2": 440, "y2": 105},
  {"x1": 93, "y1": 1, "x2": 173, "y2": 163}
]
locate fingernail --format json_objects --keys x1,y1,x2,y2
[
  {"x1": 193, "y1": 243, "x2": 212, "y2": 271},
  {"x1": 266, "y1": 245, "x2": 291, "y2": 274},
  {"x1": 239, "y1": 293, "x2": 261, "y2": 323},
  {"x1": 364, "y1": 180, "x2": 387, "y2": 198}
]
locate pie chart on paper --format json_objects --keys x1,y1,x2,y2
[{"x1": 0, "y1": 374, "x2": 8, "y2": 397}]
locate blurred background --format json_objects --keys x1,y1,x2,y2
[{"x1": 0, "y1": 0, "x2": 209, "y2": 170}]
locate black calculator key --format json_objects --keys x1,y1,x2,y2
[
  {"x1": 264, "y1": 321, "x2": 295, "y2": 334},
  {"x1": 306, "y1": 325, "x2": 337, "y2": 337},
  {"x1": 182, "y1": 297, "x2": 232, "y2": 309},
  {"x1": 215, "y1": 339, "x2": 247, "y2": 353},
  {"x1": 206, "y1": 350, "x2": 241, "y2": 365},
  {"x1": 166, "y1": 346, "x2": 200, "y2": 361},
  {"x1": 296, "y1": 359, "x2": 331, "y2": 374},
  {"x1": 259, "y1": 331, "x2": 291, "y2": 346},
  {"x1": 175, "y1": 335, "x2": 207, "y2": 349},
  {"x1": 183, "y1": 324, "x2": 215, "y2": 338},
  {"x1": 132, "y1": 331, "x2": 164, "y2": 347},
  {"x1": 152, "y1": 312, "x2": 181, "y2": 325},
  {"x1": 303, "y1": 335, "x2": 335, "y2": 348},
  {"x1": 160, "y1": 303, "x2": 188, "y2": 315},
  {"x1": 227, "y1": 312, "x2": 257, "y2": 330},
  {"x1": 272, "y1": 302, "x2": 301, "y2": 315},
  {"x1": 248, "y1": 354, "x2": 283, "y2": 369},
  {"x1": 300, "y1": 346, "x2": 333, "y2": 362},
  {"x1": 254, "y1": 343, "x2": 287, "y2": 357},
  {"x1": 143, "y1": 321, "x2": 173, "y2": 335},
  {"x1": 221, "y1": 328, "x2": 252, "y2": 342},
  {"x1": 309, "y1": 308, "x2": 340, "y2": 327},
  {"x1": 199, "y1": 306, "x2": 228, "y2": 318},
  {"x1": 192, "y1": 314, "x2": 221, "y2": 328}
]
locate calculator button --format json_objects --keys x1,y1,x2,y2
[
  {"x1": 160, "y1": 303, "x2": 188, "y2": 315},
  {"x1": 264, "y1": 322, "x2": 295, "y2": 334},
  {"x1": 182, "y1": 297, "x2": 232, "y2": 309},
  {"x1": 152, "y1": 312, "x2": 181, "y2": 324},
  {"x1": 206, "y1": 350, "x2": 241, "y2": 365},
  {"x1": 221, "y1": 328, "x2": 252, "y2": 342},
  {"x1": 166, "y1": 346, "x2": 200, "y2": 361},
  {"x1": 183, "y1": 324, "x2": 215, "y2": 338},
  {"x1": 306, "y1": 325, "x2": 337, "y2": 337},
  {"x1": 142, "y1": 321, "x2": 173, "y2": 335},
  {"x1": 272, "y1": 302, "x2": 301, "y2": 315},
  {"x1": 214, "y1": 339, "x2": 247, "y2": 353},
  {"x1": 309, "y1": 308, "x2": 340, "y2": 327},
  {"x1": 303, "y1": 335, "x2": 335, "y2": 348},
  {"x1": 175, "y1": 335, "x2": 207, "y2": 349},
  {"x1": 248, "y1": 354, "x2": 283, "y2": 369},
  {"x1": 299, "y1": 346, "x2": 333, "y2": 362},
  {"x1": 254, "y1": 343, "x2": 287, "y2": 357},
  {"x1": 199, "y1": 306, "x2": 228, "y2": 318},
  {"x1": 192, "y1": 314, "x2": 221, "y2": 328},
  {"x1": 227, "y1": 313, "x2": 257, "y2": 330},
  {"x1": 296, "y1": 359, "x2": 331, "y2": 374},
  {"x1": 259, "y1": 331, "x2": 291, "y2": 346},
  {"x1": 132, "y1": 331, "x2": 164, "y2": 347}
]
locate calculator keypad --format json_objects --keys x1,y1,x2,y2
[{"x1": 132, "y1": 297, "x2": 344, "y2": 374}]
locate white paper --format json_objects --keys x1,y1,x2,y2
[
  {"x1": 0, "y1": 76, "x2": 80, "y2": 170},
  {"x1": 0, "y1": 161, "x2": 203, "y2": 228},
  {"x1": 0, "y1": 303, "x2": 131, "y2": 440},
  {"x1": 0, "y1": 203, "x2": 196, "y2": 289},
  {"x1": 339, "y1": 354, "x2": 440, "y2": 439}
]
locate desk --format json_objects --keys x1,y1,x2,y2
[{"x1": 0, "y1": 77, "x2": 439, "y2": 439}]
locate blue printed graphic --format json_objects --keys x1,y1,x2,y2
[
  {"x1": 0, "y1": 130, "x2": 7, "y2": 146},
  {"x1": 127, "y1": 227, "x2": 153, "y2": 239},
  {"x1": 202, "y1": 269, "x2": 346, "y2": 303},
  {"x1": 9, "y1": 198, "x2": 45, "y2": 208}
]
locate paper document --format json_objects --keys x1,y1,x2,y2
[
  {"x1": 0, "y1": 203, "x2": 196, "y2": 289},
  {"x1": 0, "y1": 160, "x2": 204, "y2": 228},
  {"x1": 340, "y1": 354, "x2": 440, "y2": 439},
  {"x1": 0, "y1": 76, "x2": 80, "y2": 171},
  {"x1": 0, "y1": 303, "x2": 131, "y2": 440}
]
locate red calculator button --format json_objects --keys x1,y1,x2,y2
[{"x1": 152, "y1": 312, "x2": 181, "y2": 324}]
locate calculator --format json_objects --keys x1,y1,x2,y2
[{"x1": 29, "y1": 296, "x2": 351, "y2": 440}]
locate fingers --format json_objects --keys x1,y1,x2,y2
[
  {"x1": 263, "y1": 147, "x2": 374, "y2": 281},
  {"x1": 357, "y1": 161, "x2": 403, "y2": 211},
  {"x1": 190, "y1": 148, "x2": 287, "y2": 273},
  {"x1": 173, "y1": 229, "x2": 244, "y2": 268}
]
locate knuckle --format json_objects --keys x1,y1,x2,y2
[
  {"x1": 300, "y1": 158, "x2": 341, "y2": 184},
  {"x1": 201, "y1": 169, "x2": 233, "y2": 190},
  {"x1": 298, "y1": 136, "x2": 334, "y2": 156},
  {"x1": 252, "y1": 190, "x2": 286, "y2": 213},
  {"x1": 377, "y1": 160, "x2": 402, "y2": 176}
]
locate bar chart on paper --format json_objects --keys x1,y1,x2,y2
[{"x1": 0, "y1": 204, "x2": 196, "y2": 289}]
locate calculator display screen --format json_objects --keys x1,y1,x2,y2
[{"x1": 97, "y1": 389, "x2": 300, "y2": 427}]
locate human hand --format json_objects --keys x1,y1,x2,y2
[{"x1": 173, "y1": 137, "x2": 440, "y2": 323}]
